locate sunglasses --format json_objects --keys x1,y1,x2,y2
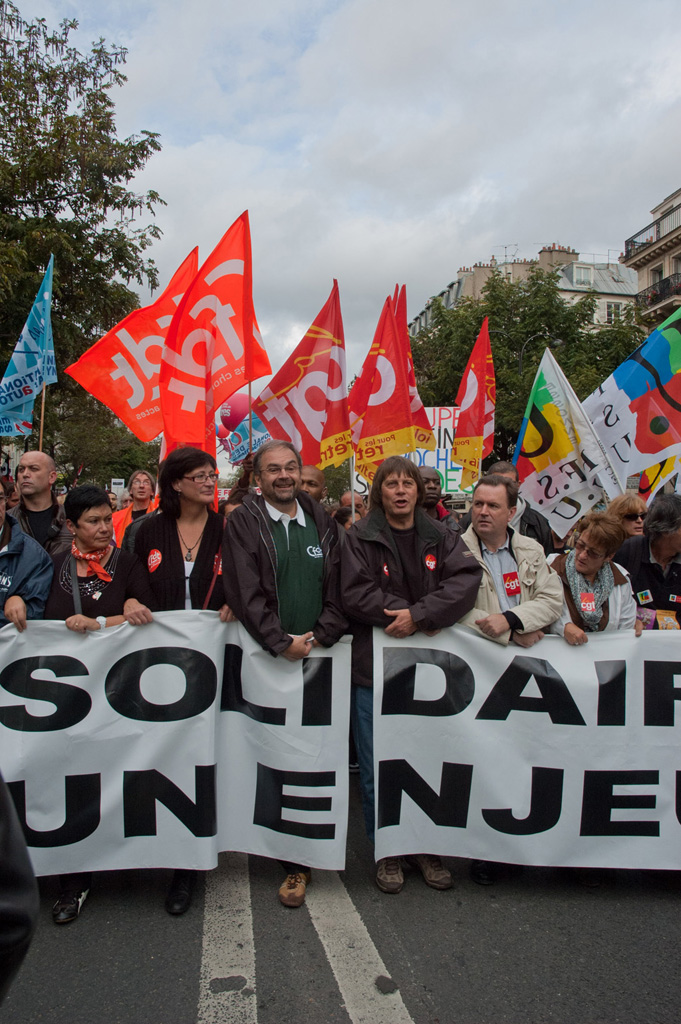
[{"x1": 623, "y1": 512, "x2": 647, "y2": 522}]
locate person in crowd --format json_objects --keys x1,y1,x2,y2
[
  {"x1": 118, "y1": 489, "x2": 131, "y2": 509},
  {"x1": 341, "y1": 456, "x2": 482, "y2": 895},
  {"x1": 340, "y1": 489, "x2": 367, "y2": 519},
  {"x1": 43, "y1": 484, "x2": 157, "y2": 924},
  {"x1": 607, "y1": 493, "x2": 648, "y2": 539},
  {"x1": 222, "y1": 440, "x2": 346, "y2": 908},
  {"x1": 459, "y1": 461, "x2": 554, "y2": 555},
  {"x1": 300, "y1": 465, "x2": 328, "y2": 503},
  {"x1": 112, "y1": 469, "x2": 156, "y2": 545},
  {"x1": 128, "y1": 447, "x2": 233, "y2": 914},
  {"x1": 459, "y1": 473, "x2": 563, "y2": 885},
  {"x1": 332, "y1": 506, "x2": 353, "y2": 530},
  {"x1": 419, "y1": 466, "x2": 460, "y2": 531},
  {"x1": 218, "y1": 492, "x2": 244, "y2": 518},
  {"x1": 4, "y1": 482, "x2": 18, "y2": 511},
  {"x1": 547, "y1": 512, "x2": 636, "y2": 644},
  {"x1": 0, "y1": 768, "x2": 39, "y2": 1005},
  {"x1": 614, "y1": 493, "x2": 681, "y2": 629},
  {"x1": 0, "y1": 481, "x2": 53, "y2": 631},
  {"x1": 106, "y1": 490, "x2": 118, "y2": 511},
  {"x1": 14, "y1": 450, "x2": 71, "y2": 554}
]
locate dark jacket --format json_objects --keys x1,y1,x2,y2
[
  {"x1": 615, "y1": 535, "x2": 681, "y2": 614},
  {"x1": 460, "y1": 500, "x2": 553, "y2": 555},
  {"x1": 342, "y1": 506, "x2": 483, "y2": 687},
  {"x1": 12, "y1": 499, "x2": 71, "y2": 555},
  {"x1": 134, "y1": 509, "x2": 225, "y2": 611},
  {"x1": 0, "y1": 515, "x2": 53, "y2": 625},
  {"x1": 222, "y1": 490, "x2": 347, "y2": 655},
  {"x1": 0, "y1": 769, "x2": 38, "y2": 1005}
]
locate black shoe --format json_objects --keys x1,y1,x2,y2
[
  {"x1": 470, "y1": 860, "x2": 497, "y2": 886},
  {"x1": 53, "y1": 889, "x2": 89, "y2": 924},
  {"x1": 165, "y1": 869, "x2": 196, "y2": 915}
]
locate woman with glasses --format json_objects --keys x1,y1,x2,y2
[
  {"x1": 548, "y1": 512, "x2": 636, "y2": 646},
  {"x1": 614, "y1": 493, "x2": 681, "y2": 630},
  {"x1": 129, "y1": 447, "x2": 233, "y2": 915},
  {"x1": 607, "y1": 493, "x2": 647, "y2": 538}
]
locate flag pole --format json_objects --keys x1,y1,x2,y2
[
  {"x1": 350, "y1": 453, "x2": 356, "y2": 524},
  {"x1": 38, "y1": 383, "x2": 46, "y2": 452},
  {"x1": 248, "y1": 382, "x2": 253, "y2": 453}
]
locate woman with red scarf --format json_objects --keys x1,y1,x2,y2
[{"x1": 43, "y1": 484, "x2": 157, "y2": 925}]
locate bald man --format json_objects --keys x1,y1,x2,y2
[
  {"x1": 300, "y1": 465, "x2": 328, "y2": 503},
  {"x1": 14, "y1": 451, "x2": 71, "y2": 554},
  {"x1": 340, "y1": 490, "x2": 367, "y2": 519}
]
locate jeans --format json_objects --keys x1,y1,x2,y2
[{"x1": 351, "y1": 683, "x2": 375, "y2": 842}]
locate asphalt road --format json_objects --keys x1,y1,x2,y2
[{"x1": 4, "y1": 779, "x2": 681, "y2": 1024}]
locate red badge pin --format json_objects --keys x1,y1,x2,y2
[
  {"x1": 148, "y1": 549, "x2": 162, "y2": 573},
  {"x1": 213, "y1": 553, "x2": 223, "y2": 576},
  {"x1": 425, "y1": 554, "x2": 437, "y2": 571},
  {"x1": 580, "y1": 592, "x2": 596, "y2": 613},
  {"x1": 502, "y1": 571, "x2": 520, "y2": 596},
  {"x1": 383, "y1": 563, "x2": 389, "y2": 576}
]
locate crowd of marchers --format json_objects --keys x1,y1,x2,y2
[{"x1": 2, "y1": 441, "x2": 681, "y2": 1001}]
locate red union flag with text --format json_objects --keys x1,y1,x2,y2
[
  {"x1": 159, "y1": 211, "x2": 271, "y2": 444},
  {"x1": 65, "y1": 250, "x2": 199, "y2": 441},
  {"x1": 349, "y1": 292, "x2": 435, "y2": 482},
  {"x1": 451, "y1": 316, "x2": 496, "y2": 488},
  {"x1": 252, "y1": 281, "x2": 352, "y2": 469}
]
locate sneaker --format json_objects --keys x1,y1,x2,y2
[
  {"x1": 407, "y1": 854, "x2": 453, "y2": 890},
  {"x1": 278, "y1": 871, "x2": 311, "y2": 908},
  {"x1": 52, "y1": 889, "x2": 89, "y2": 924},
  {"x1": 375, "y1": 857, "x2": 404, "y2": 894}
]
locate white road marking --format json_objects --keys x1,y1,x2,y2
[
  {"x1": 197, "y1": 852, "x2": 257, "y2": 1024},
  {"x1": 305, "y1": 871, "x2": 416, "y2": 1024}
]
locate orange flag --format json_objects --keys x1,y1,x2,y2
[
  {"x1": 451, "y1": 316, "x2": 496, "y2": 489},
  {"x1": 349, "y1": 292, "x2": 435, "y2": 483},
  {"x1": 253, "y1": 281, "x2": 352, "y2": 469},
  {"x1": 65, "y1": 249, "x2": 199, "y2": 441},
  {"x1": 159, "y1": 211, "x2": 271, "y2": 444}
]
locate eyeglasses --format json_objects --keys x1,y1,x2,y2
[
  {"x1": 575, "y1": 539, "x2": 606, "y2": 560},
  {"x1": 183, "y1": 472, "x2": 218, "y2": 484},
  {"x1": 623, "y1": 512, "x2": 647, "y2": 522}
]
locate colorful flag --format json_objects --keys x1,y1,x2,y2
[
  {"x1": 65, "y1": 249, "x2": 199, "y2": 441},
  {"x1": 583, "y1": 305, "x2": 681, "y2": 487},
  {"x1": 450, "y1": 317, "x2": 496, "y2": 489},
  {"x1": 0, "y1": 255, "x2": 56, "y2": 435},
  {"x1": 159, "y1": 211, "x2": 271, "y2": 445},
  {"x1": 220, "y1": 411, "x2": 271, "y2": 463},
  {"x1": 514, "y1": 349, "x2": 622, "y2": 514},
  {"x1": 638, "y1": 455, "x2": 681, "y2": 504},
  {"x1": 349, "y1": 293, "x2": 435, "y2": 483},
  {"x1": 252, "y1": 281, "x2": 352, "y2": 469}
]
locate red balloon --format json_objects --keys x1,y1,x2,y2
[
  {"x1": 217, "y1": 423, "x2": 229, "y2": 438},
  {"x1": 220, "y1": 393, "x2": 251, "y2": 431}
]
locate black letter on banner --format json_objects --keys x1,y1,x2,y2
[
  {"x1": 302, "y1": 657, "x2": 332, "y2": 726},
  {"x1": 8, "y1": 775, "x2": 100, "y2": 847},
  {"x1": 106, "y1": 648, "x2": 216, "y2": 722},
  {"x1": 123, "y1": 766, "x2": 216, "y2": 837},
  {"x1": 644, "y1": 661, "x2": 681, "y2": 726},
  {"x1": 377, "y1": 760, "x2": 472, "y2": 828},
  {"x1": 381, "y1": 648, "x2": 474, "y2": 716},
  {"x1": 675, "y1": 772, "x2": 681, "y2": 824},
  {"x1": 476, "y1": 657, "x2": 586, "y2": 725},
  {"x1": 220, "y1": 644, "x2": 286, "y2": 725},
  {"x1": 596, "y1": 661, "x2": 626, "y2": 726},
  {"x1": 253, "y1": 765, "x2": 335, "y2": 839},
  {"x1": 482, "y1": 767, "x2": 563, "y2": 835},
  {"x1": 580, "y1": 770, "x2": 659, "y2": 836},
  {"x1": 0, "y1": 656, "x2": 90, "y2": 731}
]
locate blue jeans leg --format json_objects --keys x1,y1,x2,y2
[{"x1": 351, "y1": 683, "x2": 375, "y2": 843}]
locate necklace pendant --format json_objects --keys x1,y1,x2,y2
[{"x1": 185, "y1": 551, "x2": 193, "y2": 562}]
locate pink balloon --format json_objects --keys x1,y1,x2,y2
[
  {"x1": 217, "y1": 423, "x2": 229, "y2": 438},
  {"x1": 220, "y1": 393, "x2": 251, "y2": 431}
]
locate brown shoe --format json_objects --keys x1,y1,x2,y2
[
  {"x1": 375, "y1": 857, "x2": 404, "y2": 894},
  {"x1": 278, "y1": 871, "x2": 311, "y2": 908},
  {"x1": 407, "y1": 854, "x2": 453, "y2": 890}
]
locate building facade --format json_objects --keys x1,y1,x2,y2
[{"x1": 623, "y1": 188, "x2": 681, "y2": 325}]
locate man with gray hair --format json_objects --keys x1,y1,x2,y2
[
  {"x1": 615, "y1": 493, "x2": 681, "y2": 628},
  {"x1": 14, "y1": 450, "x2": 71, "y2": 554}
]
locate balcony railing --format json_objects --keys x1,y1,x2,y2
[
  {"x1": 636, "y1": 273, "x2": 681, "y2": 308},
  {"x1": 625, "y1": 204, "x2": 681, "y2": 259}
]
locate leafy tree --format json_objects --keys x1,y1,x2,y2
[
  {"x1": 0, "y1": 1, "x2": 164, "y2": 481},
  {"x1": 411, "y1": 267, "x2": 646, "y2": 462}
]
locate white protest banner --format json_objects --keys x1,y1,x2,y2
[
  {"x1": 0, "y1": 614, "x2": 350, "y2": 876},
  {"x1": 373, "y1": 626, "x2": 681, "y2": 870},
  {"x1": 404, "y1": 406, "x2": 466, "y2": 493}
]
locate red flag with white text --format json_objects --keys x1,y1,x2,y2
[
  {"x1": 159, "y1": 211, "x2": 271, "y2": 444},
  {"x1": 65, "y1": 249, "x2": 199, "y2": 441},
  {"x1": 451, "y1": 317, "x2": 496, "y2": 488},
  {"x1": 252, "y1": 281, "x2": 352, "y2": 469}
]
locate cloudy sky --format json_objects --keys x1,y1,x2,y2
[{"x1": 17, "y1": 0, "x2": 681, "y2": 383}]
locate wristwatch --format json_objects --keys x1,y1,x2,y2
[{"x1": 96, "y1": 616, "x2": 107, "y2": 630}]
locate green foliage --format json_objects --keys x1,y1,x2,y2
[
  {"x1": 323, "y1": 457, "x2": 354, "y2": 502},
  {"x1": 411, "y1": 267, "x2": 646, "y2": 462},
  {"x1": 0, "y1": 1, "x2": 164, "y2": 480}
]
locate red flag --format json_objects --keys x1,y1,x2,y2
[
  {"x1": 65, "y1": 249, "x2": 199, "y2": 441},
  {"x1": 349, "y1": 293, "x2": 435, "y2": 483},
  {"x1": 394, "y1": 284, "x2": 433, "y2": 435},
  {"x1": 450, "y1": 317, "x2": 496, "y2": 488},
  {"x1": 252, "y1": 281, "x2": 352, "y2": 469},
  {"x1": 159, "y1": 211, "x2": 271, "y2": 444}
]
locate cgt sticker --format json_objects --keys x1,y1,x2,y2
[
  {"x1": 383, "y1": 563, "x2": 389, "y2": 576},
  {"x1": 148, "y1": 549, "x2": 162, "y2": 573},
  {"x1": 425, "y1": 554, "x2": 437, "y2": 572}
]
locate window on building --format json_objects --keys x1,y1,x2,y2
[
  {"x1": 606, "y1": 302, "x2": 623, "y2": 324},
  {"x1": 672, "y1": 255, "x2": 681, "y2": 279},
  {"x1": 574, "y1": 265, "x2": 593, "y2": 287},
  {"x1": 651, "y1": 264, "x2": 664, "y2": 285}
]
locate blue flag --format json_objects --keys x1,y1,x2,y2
[{"x1": 0, "y1": 256, "x2": 56, "y2": 435}]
